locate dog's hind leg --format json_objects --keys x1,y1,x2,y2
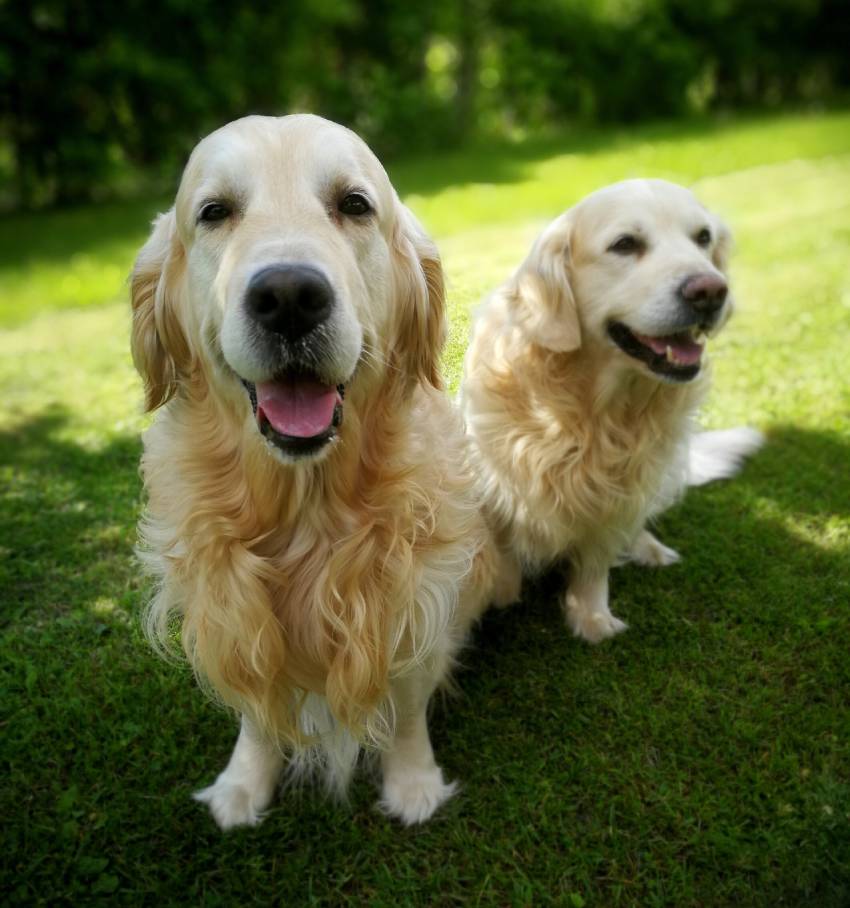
[
  {"x1": 563, "y1": 568, "x2": 627, "y2": 643},
  {"x1": 378, "y1": 668, "x2": 457, "y2": 825},
  {"x1": 629, "y1": 528, "x2": 681, "y2": 567},
  {"x1": 193, "y1": 715, "x2": 284, "y2": 831}
]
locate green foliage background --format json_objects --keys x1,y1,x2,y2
[{"x1": 2, "y1": 0, "x2": 848, "y2": 207}]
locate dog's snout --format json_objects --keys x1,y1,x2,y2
[
  {"x1": 246, "y1": 265, "x2": 333, "y2": 340},
  {"x1": 678, "y1": 272, "x2": 728, "y2": 316}
]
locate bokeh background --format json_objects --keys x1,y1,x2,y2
[
  {"x1": 2, "y1": 0, "x2": 848, "y2": 208},
  {"x1": 3, "y1": 2, "x2": 850, "y2": 905}
]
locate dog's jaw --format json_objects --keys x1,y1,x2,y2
[{"x1": 607, "y1": 321, "x2": 705, "y2": 383}]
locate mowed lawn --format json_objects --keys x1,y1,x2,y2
[{"x1": 2, "y1": 110, "x2": 849, "y2": 906}]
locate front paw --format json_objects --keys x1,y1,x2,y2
[
  {"x1": 193, "y1": 775, "x2": 274, "y2": 831},
  {"x1": 379, "y1": 767, "x2": 458, "y2": 825},
  {"x1": 566, "y1": 607, "x2": 628, "y2": 644}
]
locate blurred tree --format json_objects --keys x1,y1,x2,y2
[{"x1": 0, "y1": 0, "x2": 846, "y2": 208}]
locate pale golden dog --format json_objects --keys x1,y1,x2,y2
[
  {"x1": 131, "y1": 114, "x2": 499, "y2": 830},
  {"x1": 461, "y1": 179, "x2": 762, "y2": 642}
]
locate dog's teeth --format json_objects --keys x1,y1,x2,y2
[{"x1": 666, "y1": 345, "x2": 675, "y2": 363}]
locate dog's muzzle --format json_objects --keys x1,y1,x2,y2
[
  {"x1": 607, "y1": 271, "x2": 728, "y2": 382},
  {"x1": 238, "y1": 263, "x2": 350, "y2": 457},
  {"x1": 245, "y1": 264, "x2": 333, "y2": 343}
]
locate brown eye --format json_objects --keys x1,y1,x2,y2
[
  {"x1": 198, "y1": 201, "x2": 232, "y2": 224},
  {"x1": 338, "y1": 192, "x2": 372, "y2": 217},
  {"x1": 694, "y1": 227, "x2": 712, "y2": 247},
  {"x1": 608, "y1": 234, "x2": 643, "y2": 255}
]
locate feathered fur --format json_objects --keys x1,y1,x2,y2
[
  {"x1": 131, "y1": 115, "x2": 499, "y2": 828},
  {"x1": 462, "y1": 179, "x2": 762, "y2": 641}
]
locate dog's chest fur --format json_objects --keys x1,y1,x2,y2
[
  {"x1": 138, "y1": 382, "x2": 489, "y2": 741},
  {"x1": 467, "y1": 344, "x2": 706, "y2": 572}
]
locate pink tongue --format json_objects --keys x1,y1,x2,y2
[
  {"x1": 634, "y1": 331, "x2": 703, "y2": 366},
  {"x1": 255, "y1": 377, "x2": 341, "y2": 438}
]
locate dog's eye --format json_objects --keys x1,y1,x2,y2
[
  {"x1": 608, "y1": 235, "x2": 643, "y2": 255},
  {"x1": 198, "y1": 202, "x2": 232, "y2": 224},
  {"x1": 338, "y1": 193, "x2": 372, "y2": 217},
  {"x1": 694, "y1": 227, "x2": 712, "y2": 247}
]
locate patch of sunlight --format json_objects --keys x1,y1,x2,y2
[
  {"x1": 754, "y1": 499, "x2": 849, "y2": 553},
  {"x1": 0, "y1": 302, "x2": 145, "y2": 446},
  {"x1": 438, "y1": 220, "x2": 542, "y2": 391},
  {"x1": 696, "y1": 155, "x2": 850, "y2": 230},
  {"x1": 91, "y1": 596, "x2": 117, "y2": 615},
  {"x1": 95, "y1": 525, "x2": 127, "y2": 545},
  {"x1": 782, "y1": 516, "x2": 850, "y2": 554}
]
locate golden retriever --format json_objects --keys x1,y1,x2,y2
[
  {"x1": 131, "y1": 114, "x2": 500, "y2": 830},
  {"x1": 461, "y1": 179, "x2": 762, "y2": 642}
]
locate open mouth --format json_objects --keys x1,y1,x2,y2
[
  {"x1": 608, "y1": 322, "x2": 705, "y2": 382},
  {"x1": 242, "y1": 372, "x2": 345, "y2": 457}
]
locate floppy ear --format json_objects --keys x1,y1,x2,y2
[
  {"x1": 509, "y1": 213, "x2": 580, "y2": 352},
  {"x1": 130, "y1": 209, "x2": 190, "y2": 411},
  {"x1": 711, "y1": 215, "x2": 733, "y2": 274},
  {"x1": 390, "y1": 201, "x2": 447, "y2": 390}
]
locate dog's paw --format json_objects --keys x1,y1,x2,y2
[
  {"x1": 631, "y1": 533, "x2": 681, "y2": 567},
  {"x1": 379, "y1": 767, "x2": 458, "y2": 825},
  {"x1": 193, "y1": 776, "x2": 273, "y2": 831},
  {"x1": 567, "y1": 608, "x2": 628, "y2": 644}
]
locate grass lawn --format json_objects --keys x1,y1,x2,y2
[{"x1": 2, "y1": 109, "x2": 849, "y2": 906}]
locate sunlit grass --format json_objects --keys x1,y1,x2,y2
[
  {"x1": 2, "y1": 110, "x2": 849, "y2": 906},
  {"x1": 0, "y1": 198, "x2": 164, "y2": 326},
  {"x1": 394, "y1": 108, "x2": 850, "y2": 235}
]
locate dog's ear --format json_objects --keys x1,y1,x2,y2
[
  {"x1": 391, "y1": 200, "x2": 447, "y2": 391},
  {"x1": 509, "y1": 213, "x2": 580, "y2": 352},
  {"x1": 711, "y1": 215, "x2": 733, "y2": 274},
  {"x1": 130, "y1": 209, "x2": 191, "y2": 411}
]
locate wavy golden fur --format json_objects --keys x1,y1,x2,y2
[
  {"x1": 462, "y1": 179, "x2": 762, "y2": 643},
  {"x1": 131, "y1": 115, "x2": 499, "y2": 829}
]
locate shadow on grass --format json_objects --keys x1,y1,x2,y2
[
  {"x1": 0, "y1": 197, "x2": 166, "y2": 271},
  {"x1": 451, "y1": 422, "x2": 850, "y2": 746},
  {"x1": 0, "y1": 405, "x2": 143, "y2": 629},
  {"x1": 439, "y1": 423, "x2": 849, "y2": 901},
  {"x1": 733, "y1": 423, "x2": 850, "y2": 516},
  {"x1": 2, "y1": 415, "x2": 849, "y2": 904}
]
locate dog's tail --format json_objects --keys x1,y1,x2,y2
[{"x1": 687, "y1": 427, "x2": 764, "y2": 487}]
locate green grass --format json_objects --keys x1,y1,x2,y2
[{"x1": 2, "y1": 109, "x2": 850, "y2": 906}]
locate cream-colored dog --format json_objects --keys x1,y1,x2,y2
[
  {"x1": 131, "y1": 114, "x2": 499, "y2": 830},
  {"x1": 461, "y1": 179, "x2": 762, "y2": 642}
]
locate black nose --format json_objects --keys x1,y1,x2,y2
[
  {"x1": 245, "y1": 264, "x2": 333, "y2": 340},
  {"x1": 678, "y1": 272, "x2": 728, "y2": 317}
]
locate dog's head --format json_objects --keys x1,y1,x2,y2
[
  {"x1": 510, "y1": 179, "x2": 733, "y2": 383},
  {"x1": 131, "y1": 114, "x2": 444, "y2": 461}
]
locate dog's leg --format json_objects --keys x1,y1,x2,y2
[
  {"x1": 193, "y1": 715, "x2": 284, "y2": 831},
  {"x1": 379, "y1": 670, "x2": 457, "y2": 825},
  {"x1": 629, "y1": 528, "x2": 680, "y2": 567},
  {"x1": 490, "y1": 548, "x2": 523, "y2": 607},
  {"x1": 563, "y1": 568, "x2": 627, "y2": 643}
]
